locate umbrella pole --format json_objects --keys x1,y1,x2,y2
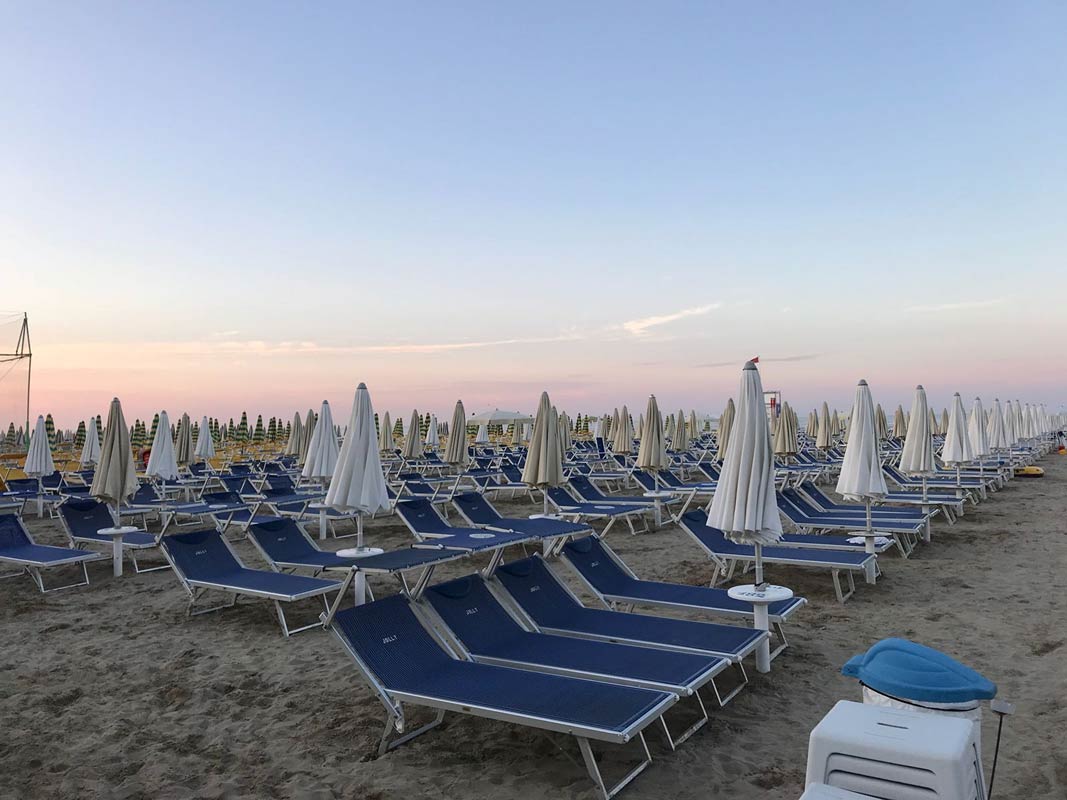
[
  {"x1": 865, "y1": 497, "x2": 877, "y2": 584},
  {"x1": 753, "y1": 543, "x2": 764, "y2": 589},
  {"x1": 37, "y1": 476, "x2": 44, "y2": 517},
  {"x1": 922, "y1": 475, "x2": 928, "y2": 503},
  {"x1": 542, "y1": 489, "x2": 549, "y2": 516}
]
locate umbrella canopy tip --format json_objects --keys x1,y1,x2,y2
[
  {"x1": 743, "y1": 360, "x2": 757, "y2": 370},
  {"x1": 915, "y1": 384, "x2": 923, "y2": 390},
  {"x1": 858, "y1": 379, "x2": 868, "y2": 386},
  {"x1": 357, "y1": 382, "x2": 367, "y2": 390}
]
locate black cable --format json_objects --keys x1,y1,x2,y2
[{"x1": 988, "y1": 712, "x2": 1005, "y2": 799}]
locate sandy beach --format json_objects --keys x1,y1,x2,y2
[{"x1": 1, "y1": 458, "x2": 1064, "y2": 800}]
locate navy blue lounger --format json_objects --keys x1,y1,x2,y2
[
  {"x1": 423, "y1": 573, "x2": 731, "y2": 744},
  {"x1": 58, "y1": 497, "x2": 168, "y2": 573},
  {"x1": 394, "y1": 498, "x2": 537, "y2": 552},
  {"x1": 0, "y1": 514, "x2": 105, "y2": 592},
  {"x1": 493, "y1": 555, "x2": 765, "y2": 682},
  {"x1": 560, "y1": 535, "x2": 806, "y2": 661},
  {"x1": 450, "y1": 491, "x2": 591, "y2": 540},
  {"x1": 678, "y1": 510, "x2": 876, "y2": 603},
  {"x1": 546, "y1": 487, "x2": 650, "y2": 536},
  {"x1": 328, "y1": 594, "x2": 676, "y2": 799},
  {"x1": 160, "y1": 528, "x2": 343, "y2": 636}
]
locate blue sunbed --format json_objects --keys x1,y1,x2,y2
[
  {"x1": 58, "y1": 497, "x2": 168, "y2": 573},
  {"x1": 0, "y1": 514, "x2": 105, "y2": 592}
]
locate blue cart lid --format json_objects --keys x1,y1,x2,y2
[{"x1": 841, "y1": 638, "x2": 996, "y2": 703}]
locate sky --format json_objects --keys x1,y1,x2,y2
[{"x1": 2, "y1": 1, "x2": 1065, "y2": 427}]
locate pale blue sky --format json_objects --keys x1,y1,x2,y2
[{"x1": 2, "y1": 2, "x2": 1064, "y2": 423}]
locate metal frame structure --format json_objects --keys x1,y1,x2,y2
[{"x1": 0, "y1": 312, "x2": 31, "y2": 437}]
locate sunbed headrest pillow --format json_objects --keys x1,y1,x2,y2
[
  {"x1": 432, "y1": 575, "x2": 475, "y2": 599},
  {"x1": 566, "y1": 537, "x2": 595, "y2": 554}
]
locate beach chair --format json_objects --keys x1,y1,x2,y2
[
  {"x1": 394, "y1": 498, "x2": 538, "y2": 552},
  {"x1": 776, "y1": 492, "x2": 920, "y2": 557},
  {"x1": 325, "y1": 593, "x2": 676, "y2": 799},
  {"x1": 559, "y1": 535, "x2": 806, "y2": 660},
  {"x1": 159, "y1": 528, "x2": 343, "y2": 636},
  {"x1": 0, "y1": 514, "x2": 105, "y2": 592},
  {"x1": 493, "y1": 555, "x2": 764, "y2": 685},
  {"x1": 546, "y1": 487, "x2": 650, "y2": 537},
  {"x1": 568, "y1": 475, "x2": 677, "y2": 509},
  {"x1": 677, "y1": 510, "x2": 876, "y2": 603},
  {"x1": 57, "y1": 497, "x2": 168, "y2": 573},
  {"x1": 450, "y1": 491, "x2": 591, "y2": 546},
  {"x1": 422, "y1": 573, "x2": 729, "y2": 746},
  {"x1": 246, "y1": 517, "x2": 373, "y2": 575}
]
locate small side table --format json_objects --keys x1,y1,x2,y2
[
  {"x1": 96, "y1": 526, "x2": 139, "y2": 577},
  {"x1": 727, "y1": 583, "x2": 794, "y2": 674},
  {"x1": 642, "y1": 491, "x2": 674, "y2": 528}
]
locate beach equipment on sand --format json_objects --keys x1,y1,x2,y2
[
  {"x1": 80, "y1": 415, "x2": 101, "y2": 467},
  {"x1": 285, "y1": 412, "x2": 303, "y2": 456},
  {"x1": 941, "y1": 393, "x2": 974, "y2": 485},
  {"x1": 611, "y1": 404, "x2": 633, "y2": 455},
  {"x1": 378, "y1": 411, "x2": 394, "y2": 452},
  {"x1": 90, "y1": 398, "x2": 140, "y2": 576},
  {"x1": 146, "y1": 410, "x2": 179, "y2": 484},
  {"x1": 522, "y1": 391, "x2": 564, "y2": 514},
  {"x1": 24, "y1": 415, "x2": 55, "y2": 516},
  {"x1": 899, "y1": 386, "x2": 935, "y2": 501},
  {"x1": 0, "y1": 515, "x2": 105, "y2": 592},
  {"x1": 194, "y1": 415, "x2": 216, "y2": 461},
  {"x1": 302, "y1": 401, "x2": 339, "y2": 483},
  {"x1": 424, "y1": 414, "x2": 439, "y2": 449},
  {"x1": 401, "y1": 409, "x2": 424, "y2": 461},
  {"x1": 444, "y1": 401, "x2": 469, "y2": 468}
]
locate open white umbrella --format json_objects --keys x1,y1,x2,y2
[
  {"x1": 301, "y1": 401, "x2": 338, "y2": 483},
  {"x1": 402, "y1": 409, "x2": 424, "y2": 460},
  {"x1": 424, "y1": 414, "x2": 439, "y2": 449},
  {"x1": 24, "y1": 415, "x2": 55, "y2": 516},
  {"x1": 444, "y1": 400, "x2": 469, "y2": 468},
  {"x1": 899, "y1": 385, "x2": 935, "y2": 500},
  {"x1": 80, "y1": 415, "x2": 102, "y2": 467},
  {"x1": 195, "y1": 415, "x2": 216, "y2": 461},
  {"x1": 941, "y1": 392, "x2": 974, "y2": 483},
  {"x1": 146, "y1": 410, "x2": 179, "y2": 484},
  {"x1": 328, "y1": 383, "x2": 390, "y2": 558},
  {"x1": 706, "y1": 361, "x2": 786, "y2": 673},
  {"x1": 716, "y1": 399, "x2": 735, "y2": 462},
  {"x1": 378, "y1": 411, "x2": 395, "y2": 452},
  {"x1": 91, "y1": 398, "x2": 139, "y2": 575},
  {"x1": 285, "y1": 412, "x2": 303, "y2": 456},
  {"x1": 836, "y1": 380, "x2": 888, "y2": 573},
  {"x1": 522, "y1": 391, "x2": 563, "y2": 513}
]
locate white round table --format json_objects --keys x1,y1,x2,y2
[
  {"x1": 846, "y1": 533, "x2": 889, "y2": 584},
  {"x1": 642, "y1": 491, "x2": 674, "y2": 527},
  {"x1": 96, "y1": 526, "x2": 139, "y2": 577},
  {"x1": 727, "y1": 583, "x2": 794, "y2": 674}
]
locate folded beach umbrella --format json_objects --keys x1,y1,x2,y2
[
  {"x1": 635, "y1": 413, "x2": 644, "y2": 441},
  {"x1": 285, "y1": 412, "x2": 303, "y2": 456},
  {"x1": 474, "y1": 422, "x2": 490, "y2": 445},
  {"x1": 892, "y1": 405, "x2": 907, "y2": 439},
  {"x1": 986, "y1": 399, "x2": 1008, "y2": 453},
  {"x1": 510, "y1": 418, "x2": 524, "y2": 446},
  {"x1": 558, "y1": 411, "x2": 572, "y2": 451},
  {"x1": 176, "y1": 413, "x2": 194, "y2": 466},
  {"x1": 444, "y1": 400, "x2": 469, "y2": 468},
  {"x1": 236, "y1": 412, "x2": 250, "y2": 444},
  {"x1": 146, "y1": 410, "x2": 179, "y2": 482},
  {"x1": 610, "y1": 408, "x2": 621, "y2": 440},
  {"x1": 707, "y1": 361, "x2": 783, "y2": 626},
  {"x1": 836, "y1": 380, "x2": 888, "y2": 561},
  {"x1": 874, "y1": 403, "x2": 889, "y2": 442},
  {"x1": 522, "y1": 391, "x2": 564, "y2": 514},
  {"x1": 716, "y1": 399, "x2": 735, "y2": 462},
  {"x1": 378, "y1": 411, "x2": 394, "y2": 452},
  {"x1": 326, "y1": 383, "x2": 391, "y2": 554},
  {"x1": 611, "y1": 404, "x2": 633, "y2": 455},
  {"x1": 636, "y1": 394, "x2": 667, "y2": 473},
  {"x1": 927, "y1": 408, "x2": 938, "y2": 436},
  {"x1": 44, "y1": 413, "x2": 56, "y2": 448},
  {"x1": 424, "y1": 414, "x2": 440, "y2": 449},
  {"x1": 25, "y1": 415, "x2": 55, "y2": 479},
  {"x1": 80, "y1": 416, "x2": 102, "y2": 467},
  {"x1": 940, "y1": 408, "x2": 950, "y2": 437},
  {"x1": 299, "y1": 408, "x2": 317, "y2": 464},
  {"x1": 252, "y1": 415, "x2": 266, "y2": 445},
  {"x1": 899, "y1": 385, "x2": 935, "y2": 499},
  {"x1": 302, "y1": 401, "x2": 339, "y2": 481},
  {"x1": 402, "y1": 409, "x2": 424, "y2": 460},
  {"x1": 4, "y1": 422, "x2": 16, "y2": 451},
  {"x1": 1005, "y1": 400, "x2": 1021, "y2": 446},
  {"x1": 941, "y1": 393, "x2": 974, "y2": 482},
  {"x1": 968, "y1": 398, "x2": 990, "y2": 463},
  {"x1": 816, "y1": 402, "x2": 832, "y2": 453},
  {"x1": 664, "y1": 413, "x2": 676, "y2": 445},
  {"x1": 592, "y1": 416, "x2": 605, "y2": 440},
  {"x1": 1020, "y1": 403, "x2": 1034, "y2": 440},
  {"x1": 773, "y1": 401, "x2": 798, "y2": 458},
  {"x1": 195, "y1": 415, "x2": 216, "y2": 460},
  {"x1": 91, "y1": 398, "x2": 138, "y2": 515},
  {"x1": 673, "y1": 408, "x2": 689, "y2": 451},
  {"x1": 96, "y1": 415, "x2": 104, "y2": 446}
]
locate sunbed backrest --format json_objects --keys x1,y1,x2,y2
[
  {"x1": 451, "y1": 493, "x2": 501, "y2": 524},
  {"x1": 60, "y1": 497, "x2": 113, "y2": 534},
  {"x1": 202, "y1": 490, "x2": 242, "y2": 506},
  {"x1": 562, "y1": 537, "x2": 633, "y2": 595},
  {"x1": 495, "y1": 557, "x2": 578, "y2": 627},
  {"x1": 425, "y1": 575, "x2": 524, "y2": 651},
  {"x1": 395, "y1": 499, "x2": 451, "y2": 534},
  {"x1": 0, "y1": 515, "x2": 31, "y2": 549},
  {"x1": 249, "y1": 518, "x2": 313, "y2": 561},
  {"x1": 332, "y1": 595, "x2": 453, "y2": 691},
  {"x1": 162, "y1": 529, "x2": 242, "y2": 581}
]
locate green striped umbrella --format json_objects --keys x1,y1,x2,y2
[
  {"x1": 6, "y1": 422, "x2": 18, "y2": 450},
  {"x1": 149, "y1": 413, "x2": 160, "y2": 445},
  {"x1": 267, "y1": 416, "x2": 277, "y2": 442},
  {"x1": 236, "y1": 412, "x2": 249, "y2": 443},
  {"x1": 96, "y1": 415, "x2": 104, "y2": 445},
  {"x1": 74, "y1": 420, "x2": 86, "y2": 448},
  {"x1": 45, "y1": 414, "x2": 56, "y2": 447},
  {"x1": 252, "y1": 415, "x2": 265, "y2": 444},
  {"x1": 392, "y1": 415, "x2": 404, "y2": 438}
]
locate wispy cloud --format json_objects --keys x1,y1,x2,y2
[
  {"x1": 697, "y1": 353, "x2": 823, "y2": 368},
  {"x1": 905, "y1": 299, "x2": 1004, "y2": 313},
  {"x1": 621, "y1": 303, "x2": 720, "y2": 337}
]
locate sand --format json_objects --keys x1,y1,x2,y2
[{"x1": 2, "y1": 457, "x2": 1065, "y2": 799}]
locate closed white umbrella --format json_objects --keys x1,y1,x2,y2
[
  {"x1": 593, "y1": 416, "x2": 605, "y2": 440},
  {"x1": 558, "y1": 410, "x2": 572, "y2": 451},
  {"x1": 175, "y1": 412, "x2": 193, "y2": 466},
  {"x1": 424, "y1": 414, "x2": 439, "y2": 449},
  {"x1": 986, "y1": 398, "x2": 1008, "y2": 454},
  {"x1": 635, "y1": 413, "x2": 644, "y2": 441},
  {"x1": 836, "y1": 380, "x2": 888, "y2": 570},
  {"x1": 899, "y1": 385, "x2": 935, "y2": 501},
  {"x1": 299, "y1": 407, "x2": 317, "y2": 465},
  {"x1": 611, "y1": 408, "x2": 620, "y2": 441},
  {"x1": 892, "y1": 405, "x2": 907, "y2": 439},
  {"x1": 328, "y1": 383, "x2": 390, "y2": 558},
  {"x1": 146, "y1": 410, "x2": 179, "y2": 482},
  {"x1": 285, "y1": 412, "x2": 303, "y2": 456},
  {"x1": 673, "y1": 408, "x2": 689, "y2": 451},
  {"x1": 1003, "y1": 400, "x2": 1018, "y2": 447},
  {"x1": 636, "y1": 394, "x2": 667, "y2": 473},
  {"x1": 968, "y1": 398, "x2": 990, "y2": 464},
  {"x1": 816, "y1": 402, "x2": 832, "y2": 454},
  {"x1": 874, "y1": 403, "x2": 889, "y2": 442},
  {"x1": 611, "y1": 404, "x2": 633, "y2": 455},
  {"x1": 24, "y1": 415, "x2": 55, "y2": 516},
  {"x1": 941, "y1": 393, "x2": 974, "y2": 484},
  {"x1": 195, "y1": 415, "x2": 216, "y2": 461},
  {"x1": 402, "y1": 409, "x2": 424, "y2": 460},
  {"x1": 706, "y1": 361, "x2": 786, "y2": 673},
  {"x1": 474, "y1": 422, "x2": 490, "y2": 445},
  {"x1": 509, "y1": 418, "x2": 524, "y2": 446},
  {"x1": 716, "y1": 399, "x2": 735, "y2": 462},
  {"x1": 773, "y1": 401, "x2": 798, "y2": 458},
  {"x1": 444, "y1": 400, "x2": 469, "y2": 468},
  {"x1": 522, "y1": 391, "x2": 564, "y2": 513},
  {"x1": 80, "y1": 415, "x2": 102, "y2": 467},
  {"x1": 90, "y1": 398, "x2": 139, "y2": 575},
  {"x1": 378, "y1": 411, "x2": 395, "y2": 452},
  {"x1": 301, "y1": 401, "x2": 338, "y2": 482}
]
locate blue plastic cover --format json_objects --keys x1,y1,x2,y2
[{"x1": 842, "y1": 638, "x2": 997, "y2": 703}]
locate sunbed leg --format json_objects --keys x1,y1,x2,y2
[
  {"x1": 769, "y1": 622, "x2": 789, "y2": 661},
  {"x1": 600, "y1": 518, "x2": 616, "y2": 538},
  {"x1": 577, "y1": 733, "x2": 652, "y2": 800},
  {"x1": 832, "y1": 571, "x2": 846, "y2": 603},
  {"x1": 708, "y1": 661, "x2": 749, "y2": 707},
  {"x1": 379, "y1": 709, "x2": 445, "y2": 756},
  {"x1": 658, "y1": 691, "x2": 708, "y2": 750},
  {"x1": 131, "y1": 550, "x2": 171, "y2": 573}
]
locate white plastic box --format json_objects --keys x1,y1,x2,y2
[{"x1": 805, "y1": 700, "x2": 985, "y2": 800}]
